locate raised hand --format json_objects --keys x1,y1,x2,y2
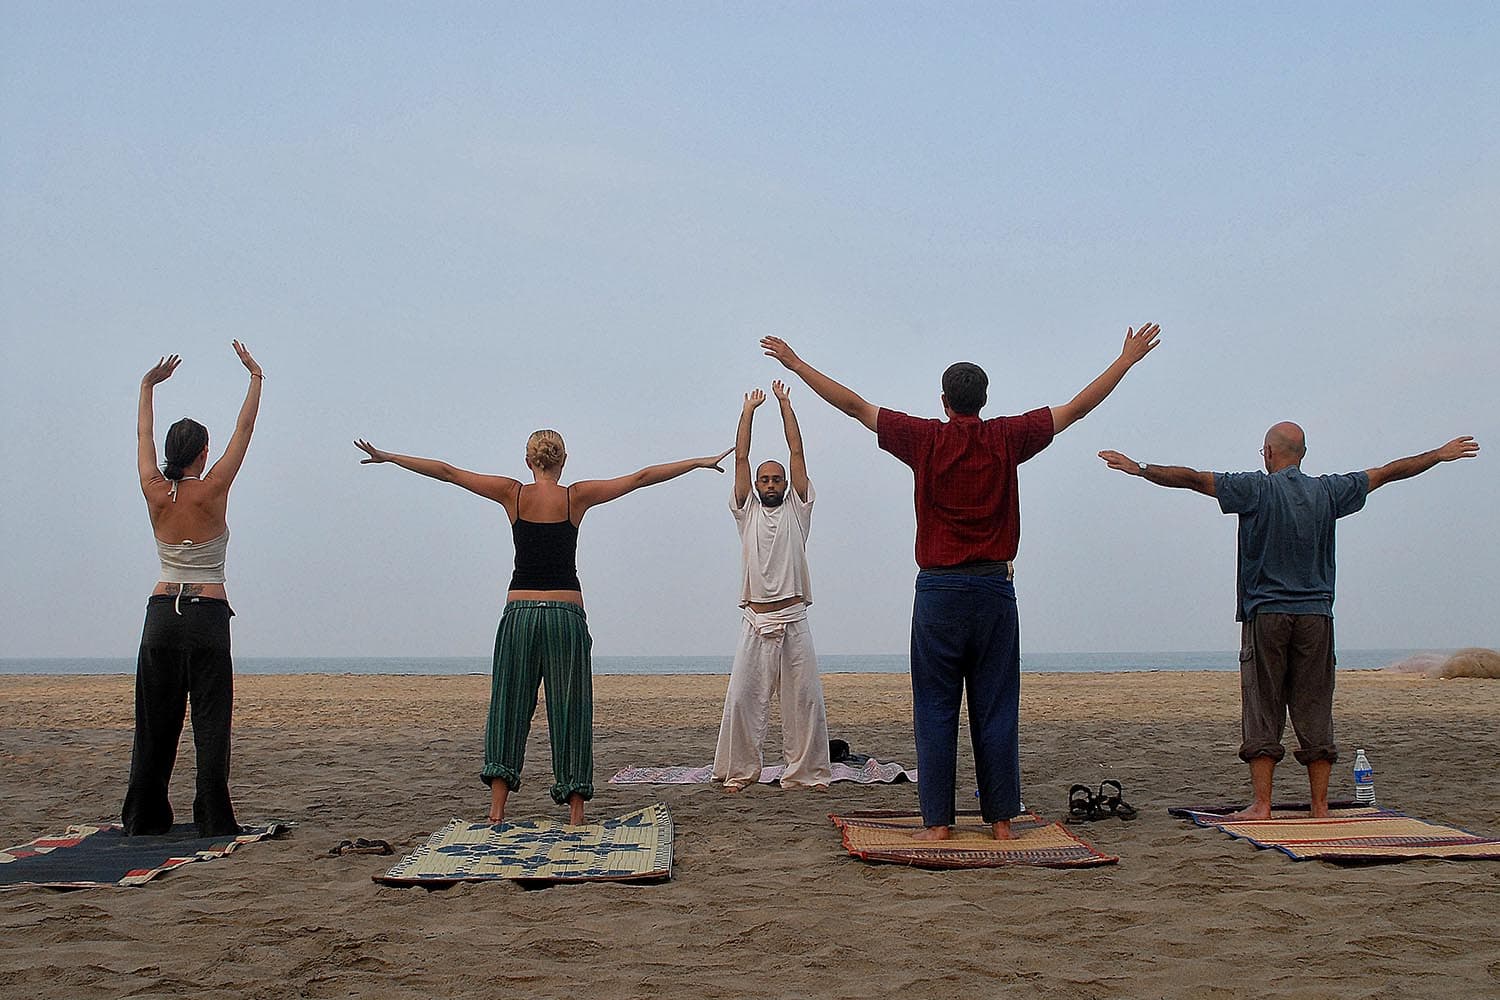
[
  {"x1": 354, "y1": 439, "x2": 390, "y2": 464},
  {"x1": 761, "y1": 336, "x2": 802, "y2": 371},
  {"x1": 1436, "y1": 436, "x2": 1480, "y2": 462},
  {"x1": 142, "y1": 355, "x2": 181, "y2": 386},
  {"x1": 1098, "y1": 450, "x2": 1142, "y2": 475},
  {"x1": 772, "y1": 380, "x2": 791, "y2": 402},
  {"x1": 232, "y1": 340, "x2": 263, "y2": 378},
  {"x1": 744, "y1": 389, "x2": 766, "y2": 411},
  {"x1": 702, "y1": 447, "x2": 734, "y2": 473},
  {"x1": 1120, "y1": 324, "x2": 1161, "y2": 365}
]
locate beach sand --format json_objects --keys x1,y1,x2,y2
[{"x1": 1, "y1": 670, "x2": 1498, "y2": 999}]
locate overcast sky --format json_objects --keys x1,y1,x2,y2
[{"x1": 3, "y1": 5, "x2": 1496, "y2": 659}]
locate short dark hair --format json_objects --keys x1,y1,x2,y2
[
  {"x1": 942, "y1": 362, "x2": 988, "y2": 415},
  {"x1": 163, "y1": 418, "x2": 208, "y2": 480}
]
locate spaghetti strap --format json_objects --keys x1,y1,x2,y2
[
  {"x1": 565, "y1": 484, "x2": 572, "y2": 521},
  {"x1": 514, "y1": 480, "x2": 525, "y2": 515}
]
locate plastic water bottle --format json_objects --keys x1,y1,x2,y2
[{"x1": 1353, "y1": 748, "x2": 1376, "y2": 805}]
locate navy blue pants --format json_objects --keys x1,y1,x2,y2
[
  {"x1": 910, "y1": 573, "x2": 1021, "y2": 826},
  {"x1": 122, "y1": 596, "x2": 240, "y2": 837}
]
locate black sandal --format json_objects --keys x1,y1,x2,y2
[
  {"x1": 1067, "y1": 784, "x2": 1096, "y2": 823},
  {"x1": 1098, "y1": 780, "x2": 1138, "y2": 821},
  {"x1": 329, "y1": 837, "x2": 394, "y2": 856}
]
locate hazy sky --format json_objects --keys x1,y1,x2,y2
[{"x1": 3, "y1": 5, "x2": 1496, "y2": 659}]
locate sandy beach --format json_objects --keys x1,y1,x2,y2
[{"x1": 1, "y1": 669, "x2": 1497, "y2": 999}]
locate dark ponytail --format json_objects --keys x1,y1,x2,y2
[{"x1": 162, "y1": 418, "x2": 208, "y2": 480}]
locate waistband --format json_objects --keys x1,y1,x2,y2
[
  {"x1": 915, "y1": 572, "x2": 1016, "y2": 597},
  {"x1": 918, "y1": 560, "x2": 1014, "y2": 580},
  {"x1": 741, "y1": 604, "x2": 808, "y2": 625},
  {"x1": 147, "y1": 594, "x2": 234, "y2": 615},
  {"x1": 741, "y1": 603, "x2": 807, "y2": 637},
  {"x1": 502, "y1": 599, "x2": 586, "y2": 619}
]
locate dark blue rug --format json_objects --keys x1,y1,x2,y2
[{"x1": 0, "y1": 822, "x2": 288, "y2": 889}]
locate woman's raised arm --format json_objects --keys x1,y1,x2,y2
[
  {"x1": 205, "y1": 341, "x2": 263, "y2": 488},
  {"x1": 138, "y1": 354, "x2": 180, "y2": 491},
  {"x1": 354, "y1": 439, "x2": 520, "y2": 507},
  {"x1": 570, "y1": 448, "x2": 731, "y2": 517}
]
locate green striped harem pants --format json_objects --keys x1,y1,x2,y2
[{"x1": 481, "y1": 600, "x2": 595, "y2": 804}]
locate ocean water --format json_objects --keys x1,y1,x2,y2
[{"x1": 0, "y1": 649, "x2": 1447, "y2": 676}]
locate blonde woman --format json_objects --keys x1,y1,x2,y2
[
  {"x1": 356, "y1": 431, "x2": 729, "y2": 824},
  {"x1": 127, "y1": 341, "x2": 263, "y2": 837}
]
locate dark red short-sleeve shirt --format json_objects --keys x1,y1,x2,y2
[{"x1": 877, "y1": 406, "x2": 1055, "y2": 569}]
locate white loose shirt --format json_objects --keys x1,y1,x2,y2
[{"x1": 731, "y1": 481, "x2": 814, "y2": 607}]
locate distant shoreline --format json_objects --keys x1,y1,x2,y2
[{"x1": 0, "y1": 648, "x2": 1450, "y2": 676}]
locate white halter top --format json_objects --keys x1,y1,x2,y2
[{"x1": 156, "y1": 530, "x2": 229, "y2": 585}]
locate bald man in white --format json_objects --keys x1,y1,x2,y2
[{"x1": 713, "y1": 381, "x2": 831, "y2": 791}]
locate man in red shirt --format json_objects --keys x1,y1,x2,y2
[{"x1": 763, "y1": 327, "x2": 1160, "y2": 840}]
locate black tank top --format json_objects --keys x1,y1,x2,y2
[{"x1": 508, "y1": 484, "x2": 582, "y2": 591}]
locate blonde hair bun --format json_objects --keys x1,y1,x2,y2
[{"x1": 526, "y1": 429, "x2": 567, "y2": 471}]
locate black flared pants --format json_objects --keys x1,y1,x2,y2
[{"x1": 122, "y1": 595, "x2": 239, "y2": 837}]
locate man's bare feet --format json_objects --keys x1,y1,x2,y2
[
  {"x1": 1308, "y1": 802, "x2": 1331, "y2": 819},
  {"x1": 1224, "y1": 803, "x2": 1272, "y2": 821},
  {"x1": 911, "y1": 825, "x2": 951, "y2": 841},
  {"x1": 991, "y1": 820, "x2": 1016, "y2": 841}
]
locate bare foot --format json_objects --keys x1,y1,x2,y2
[
  {"x1": 1309, "y1": 802, "x2": 1331, "y2": 819},
  {"x1": 488, "y1": 782, "x2": 509, "y2": 824},
  {"x1": 911, "y1": 825, "x2": 951, "y2": 841},
  {"x1": 1224, "y1": 803, "x2": 1272, "y2": 821},
  {"x1": 568, "y1": 794, "x2": 586, "y2": 826},
  {"x1": 721, "y1": 783, "x2": 745, "y2": 794},
  {"x1": 991, "y1": 820, "x2": 1015, "y2": 841}
]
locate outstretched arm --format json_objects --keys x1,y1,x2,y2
[
  {"x1": 761, "y1": 337, "x2": 879, "y2": 433},
  {"x1": 1051, "y1": 324, "x2": 1161, "y2": 435},
  {"x1": 1098, "y1": 450, "x2": 1216, "y2": 496},
  {"x1": 1366, "y1": 436, "x2": 1479, "y2": 492},
  {"x1": 773, "y1": 380, "x2": 810, "y2": 500},
  {"x1": 137, "y1": 354, "x2": 181, "y2": 490},
  {"x1": 205, "y1": 341, "x2": 263, "y2": 488},
  {"x1": 734, "y1": 390, "x2": 764, "y2": 507},
  {"x1": 354, "y1": 439, "x2": 519, "y2": 506},
  {"x1": 571, "y1": 449, "x2": 734, "y2": 514}
]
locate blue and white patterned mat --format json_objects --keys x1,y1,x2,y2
[{"x1": 374, "y1": 803, "x2": 674, "y2": 886}]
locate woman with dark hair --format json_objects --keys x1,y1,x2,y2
[
  {"x1": 355, "y1": 430, "x2": 729, "y2": 825},
  {"x1": 126, "y1": 341, "x2": 263, "y2": 836}
]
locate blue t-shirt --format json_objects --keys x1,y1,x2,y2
[{"x1": 1214, "y1": 466, "x2": 1370, "y2": 621}]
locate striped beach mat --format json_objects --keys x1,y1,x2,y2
[
  {"x1": 831, "y1": 810, "x2": 1117, "y2": 869},
  {"x1": 374, "y1": 803, "x2": 674, "y2": 886},
  {"x1": 609, "y1": 760, "x2": 916, "y2": 785},
  {"x1": 0, "y1": 822, "x2": 288, "y2": 889},
  {"x1": 1171, "y1": 805, "x2": 1500, "y2": 862}
]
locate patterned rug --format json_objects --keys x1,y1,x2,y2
[
  {"x1": 374, "y1": 803, "x2": 674, "y2": 886},
  {"x1": 0, "y1": 822, "x2": 288, "y2": 889},
  {"x1": 1171, "y1": 804, "x2": 1500, "y2": 862},
  {"x1": 831, "y1": 810, "x2": 1117, "y2": 869},
  {"x1": 609, "y1": 760, "x2": 916, "y2": 784}
]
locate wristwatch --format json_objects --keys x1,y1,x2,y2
[{"x1": 1137, "y1": 462, "x2": 1148, "y2": 474}]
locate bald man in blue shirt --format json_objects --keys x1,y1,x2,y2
[{"x1": 1100, "y1": 423, "x2": 1478, "y2": 819}]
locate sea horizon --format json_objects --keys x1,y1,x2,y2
[{"x1": 0, "y1": 648, "x2": 1448, "y2": 676}]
